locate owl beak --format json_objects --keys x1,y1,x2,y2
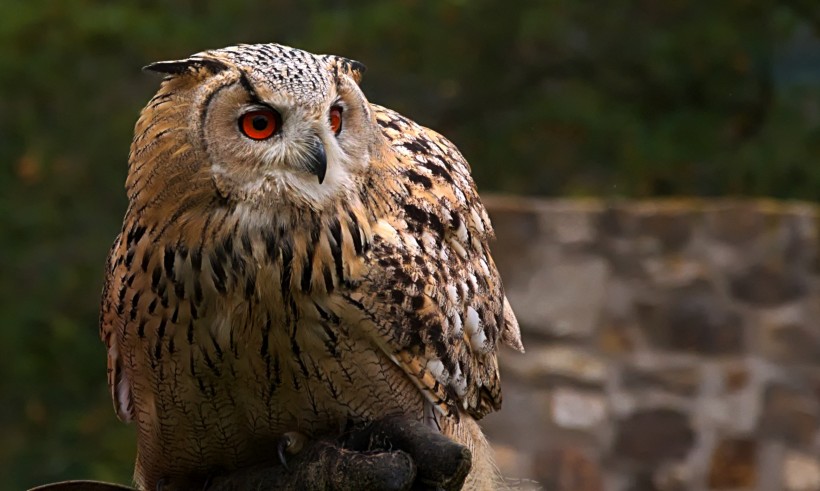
[{"x1": 306, "y1": 138, "x2": 327, "y2": 184}]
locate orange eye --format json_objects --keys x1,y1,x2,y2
[
  {"x1": 239, "y1": 109, "x2": 280, "y2": 140},
  {"x1": 329, "y1": 106, "x2": 343, "y2": 135}
]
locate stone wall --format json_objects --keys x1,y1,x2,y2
[{"x1": 479, "y1": 196, "x2": 820, "y2": 491}]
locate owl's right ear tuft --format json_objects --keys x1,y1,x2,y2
[
  {"x1": 143, "y1": 57, "x2": 229, "y2": 76},
  {"x1": 326, "y1": 55, "x2": 366, "y2": 85}
]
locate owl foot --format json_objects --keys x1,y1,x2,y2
[
  {"x1": 185, "y1": 415, "x2": 470, "y2": 490},
  {"x1": 345, "y1": 415, "x2": 472, "y2": 491},
  {"x1": 276, "y1": 431, "x2": 307, "y2": 470},
  {"x1": 201, "y1": 433, "x2": 416, "y2": 491}
]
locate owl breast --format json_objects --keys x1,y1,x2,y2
[{"x1": 115, "y1": 199, "x2": 424, "y2": 487}]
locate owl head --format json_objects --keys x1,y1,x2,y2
[{"x1": 129, "y1": 44, "x2": 378, "y2": 215}]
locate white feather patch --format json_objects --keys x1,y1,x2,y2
[
  {"x1": 465, "y1": 306, "x2": 488, "y2": 352},
  {"x1": 446, "y1": 285, "x2": 459, "y2": 306},
  {"x1": 451, "y1": 363, "x2": 467, "y2": 398},
  {"x1": 450, "y1": 239, "x2": 468, "y2": 259},
  {"x1": 372, "y1": 219, "x2": 401, "y2": 247},
  {"x1": 470, "y1": 208, "x2": 485, "y2": 234},
  {"x1": 116, "y1": 376, "x2": 132, "y2": 422},
  {"x1": 470, "y1": 327, "x2": 488, "y2": 352},
  {"x1": 451, "y1": 313, "x2": 463, "y2": 337},
  {"x1": 426, "y1": 358, "x2": 446, "y2": 382},
  {"x1": 479, "y1": 258, "x2": 490, "y2": 277},
  {"x1": 455, "y1": 220, "x2": 469, "y2": 243},
  {"x1": 465, "y1": 306, "x2": 481, "y2": 336}
]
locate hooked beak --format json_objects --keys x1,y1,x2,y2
[{"x1": 306, "y1": 137, "x2": 327, "y2": 184}]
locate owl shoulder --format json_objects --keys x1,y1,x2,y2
[{"x1": 367, "y1": 104, "x2": 494, "y2": 246}]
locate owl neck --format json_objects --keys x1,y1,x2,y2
[{"x1": 124, "y1": 183, "x2": 374, "y2": 305}]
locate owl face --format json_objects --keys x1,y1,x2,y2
[{"x1": 140, "y1": 44, "x2": 376, "y2": 212}]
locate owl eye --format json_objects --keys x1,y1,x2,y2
[
  {"x1": 329, "y1": 106, "x2": 343, "y2": 135},
  {"x1": 239, "y1": 109, "x2": 280, "y2": 140}
]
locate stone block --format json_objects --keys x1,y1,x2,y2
[
  {"x1": 724, "y1": 364, "x2": 750, "y2": 392},
  {"x1": 783, "y1": 451, "x2": 820, "y2": 491},
  {"x1": 551, "y1": 388, "x2": 608, "y2": 430},
  {"x1": 486, "y1": 205, "x2": 544, "y2": 287},
  {"x1": 698, "y1": 395, "x2": 760, "y2": 434},
  {"x1": 597, "y1": 321, "x2": 637, "y2": 355},
  {"x1": 612, "y1": 408, "x2": 695, "y2": 467},
  {"x1": 598, "y1": 236, "x2": 659, "y2": 278},
  {"x1": 542, "y1": 207, "x2": 598, "y2": 246},
  {"x1": 637, "y1": 211, "x2": 694, "y2": 252},
  {"x1": 501, "y1": 345, "x2": 608, "y2": 387},
  {"x1": 478, "y1": 381, "x2": 550, "y2": 452},
  {"x1": 626, "y1": 474, "x2": 659, "y2": 491},
  {"x1": 637, "y1": 282, "x2": 745, "y2": 355},
  {"x1": 730, "y1": 263, "x2": 807, "y2": 306},
  {"x1": 492, "y1": 443, "x2": 533, "y2": 483},
  {"x1": 643, "y1": 256, "x2": 707, "y2": 288},
  {"x1": 505, "y1": 258, "x2": 610, "y2": 339},
  {"x1": 652, "y1": 461, "x2": 692, "y2": 491},
  {"x1": 760, "y1": 383, "x2": 819, "y2": 447},
  {"x1": 533, "y1": 446, "x2": 604, "y2": 491},
  {"x1": 627, "y1": 470, "x2": 689, "y2": 491},
  {"x1": 598, "y1": 204, "x2": 640, "y2": 238},
  {"x1": 621, "y1": 364, "x2": 701, "y2": 396},
  {"x1": 707, "y1": 438, "x2": 757, "y2": 489},
  {"x1": 759, "y1": 304, "x2": 820, "y2": 364},
  {"x1": 706, "y1": 204, "x2": 766, "y2": 244}
]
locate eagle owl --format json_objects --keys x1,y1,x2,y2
[{"x1": 100, "y1": 43, "x2": 523, "y2": 490}]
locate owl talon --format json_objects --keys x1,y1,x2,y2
[{"x1": 277, "y1": 431, "x2": 307, "y2": 470}]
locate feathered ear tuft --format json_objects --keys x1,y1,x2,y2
[
  {"x1": 143, "y1": 57, "x2": 229, "y2": 76},
  {"x1": 326, "y1": 55, "x2": 366, "y2": 85}
]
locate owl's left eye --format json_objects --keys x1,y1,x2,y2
[
  {"x1": 239, "y1": 109, "x2": 280, "y2": 140},
  {"x1": 329, "y1": 106, "x2": 343, "y2": 135}
]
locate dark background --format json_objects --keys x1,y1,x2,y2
[{"x1": 2, "y1": 1, "x2": 819, "y2": 488}]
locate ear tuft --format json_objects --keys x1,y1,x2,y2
[
  {"x1": 347, "y1": 60, "x2": 367, "y2": 81},
  {"x1": 327, "y1": 55, "x2": 366, "y2": 85},
  {"x1": 143, "y1": 57, "x2": 228, "y2": 76}
]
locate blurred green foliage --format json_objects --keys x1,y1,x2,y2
[{"x1": 2, "y1": 0, "x2": 819, "y2": 488}]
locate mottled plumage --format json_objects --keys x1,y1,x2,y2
[{"x1": 100, "y1": 43, "x2": 523, "y2": 490}]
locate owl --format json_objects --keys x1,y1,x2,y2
[{"x1": 99, "y1": 43, "x2": 523, "y2": 490}]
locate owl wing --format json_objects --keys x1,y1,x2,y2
[
  {"x1": 99, "y1": 233, "x2": 135, "y2": 423},
  {"x1": 340, "y1": 105, "x2": 523, "y2": 420}
]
